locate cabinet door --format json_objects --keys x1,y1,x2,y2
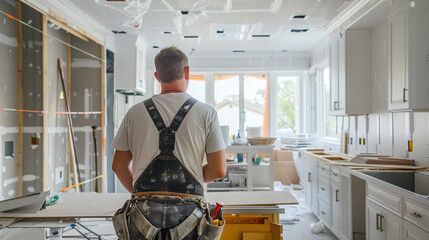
[
  {"x1": 389, "y1": 6, "x2": 409, "y2": 109},
  {"x1": 340, "y1": 173, "x2": 351, "y2": 240},
  {"x1": 304, "y1": 169, "x2": 312, "y2": 210},
  {"x1": 382, "y1": 207, "x2": 402, "y2": 240},
  {"x1": 337, "y1": 34, "x2": 346, "y2": 112},
  {"x1": 330, "y1": 39, "x2": 339, "y2": 113},
  {"x1": 331, "y1": 180, "x2": 340, "y2": 236},
  {"x1": 367, "y1": 199, "x2": 382, "y2": 240},
  {"x1": 311, "y1": 167, "x2": 319, "y2": 214},
  {"x1": 404, "y1": 220, "x2": 429, "y2": 240}
]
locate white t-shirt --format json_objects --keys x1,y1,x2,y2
[{"x1": 112, "y1": 92, "x2": 226, "y2": 188}]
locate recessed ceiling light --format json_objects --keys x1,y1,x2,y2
[
  {"x1": 252, "y1": 34, "x2": 270, "y2": 38},
  {"x1": 233, "y1": 50, "x2": 245, "y2": 53},
  {"x1": 184, "y1": 35, "x2": 199, "y2": 38},
  {"x1": 292, "y1": 15, "x2": 307, "y2": 19},
  {"x1": 181, "y1": 11, "x2": 189, "y2": 15},
  {"x1": 291, "y1": 29, "x2": 309, "y2": 33},
  {"x1": 163, "y1": 31, "x2": 172, "y2": 34},
  {"x1": 281, "y1": 50, "x2": 288, "y2": 52}
]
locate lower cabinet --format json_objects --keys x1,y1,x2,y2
[
  {"x1": 340, "y1": 171, "x2": 351, "y2": 240},
  {"x1": 366, "y1": 199, "x2": 402, "y2": 240},
  {"x1": 404, "y1": 220, "x2": 429, "y2": 240},
  {"x1": 331, "y1": 180, "x2": 340, "y2": 236}
]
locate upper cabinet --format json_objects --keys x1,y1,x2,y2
[
  {"x1": 388, "y1": 0, "x2": 429, "y2": 111},
  {"x1": 330, "y1": 29, "x2": 370, "y2": 115},
  {"x1": 115, "y1": 35, "x2": 147, "y2": 95}
]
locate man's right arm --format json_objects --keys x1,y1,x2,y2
[{"x1": 203, "y1": 150, "x2": 226, "y2": 182}]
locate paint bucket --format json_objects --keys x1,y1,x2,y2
[
  {"x1": 246, "y1": 126, "x2": 262, "y2": 138},
  {"x1": 221, "y1": 125, "x2": 230, "y2": 145}
]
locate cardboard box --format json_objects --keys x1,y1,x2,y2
[
  {"x1": 274, "y1": 149, "x2": 294, "y2": 162},
  {"x1": 274, "y1": 161, "x2": 299, "y2": 185}
]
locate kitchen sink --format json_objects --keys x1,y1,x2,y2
[
  {"x1": 324, "y1": 156, "x2": 348, "y2": 161},
  {"x1": 363, "y1": 171, "x2": 429, "y2": 197}
]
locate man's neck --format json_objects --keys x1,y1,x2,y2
[{"x1": 160, "y1": 79, "x2": 187, "y2": 94}]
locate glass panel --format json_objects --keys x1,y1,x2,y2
[
  {"x1": 214, "y1": 75, "x2": 239, "y2": 137},
  {"x1": 187, "y1": 75, "x2": 205, "y2": 102},
  {"x1": 277, "y1": 76, "x2": 297, "y2": 134},
  {"x1": 244, "y1": 74, "x2": 267, "y2": 136}
]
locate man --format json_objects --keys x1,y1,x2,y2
[{"x1": 112, "y1": 46, "x2": 226, "y2": 240}]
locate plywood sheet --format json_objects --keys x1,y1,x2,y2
[
  {"x1": 0, "y1": 191, "x2": 297, "y2": 218},
  {"x1": 206, "y1": 191, "x2": 297, "y2": 207}
]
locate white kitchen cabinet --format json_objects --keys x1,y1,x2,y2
[
  {"x1": 329, "y1": 29, "x2": 370, "y2": 115},
  {"x1": 340, "y1": 171, "x2": 351, "y2": 240},
  {"x1": 404, "y1": 220, "x2": 429, "y2": 240},
  {"x1": 388, "y1": 0, "x2": 429, "y2": 111},
  {"x1": 115, "y1": 35, "x2": 147, "y2": 95},
  {"x1": 331, "y1": 180, "x2": 340, "y2": 236},
  {"x1": 303, "y1": 155, "x2": 319, "y2": 214},
  {"x1": 366, "y1": 198, "x2": 402, "y2": 240}
]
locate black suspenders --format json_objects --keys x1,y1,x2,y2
[{"x1": 144, "y1": 97, "x2": 198, "y2": 151}]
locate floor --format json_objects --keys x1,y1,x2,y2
[{"x1": 0, "y1": 182, "x2": 338, "y2": 240}]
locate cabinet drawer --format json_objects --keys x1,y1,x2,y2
[
  {"x1": 404, "y1": 199, "x2": 429, "y2": 231},
  {"x1": 404, "y1": 219, "x2": 429, "y2": 240},
  {"x1": 319, "y1": 163, "x2": 330, "y2": 177},
  {"x1": 331, "y1": 167, "x2": 340, "y2": 181},
  {"x1": 319, "y1": 199, "x2": 331, "y2": 226},
  {"x1": 319, "y1": 175, "x2": 330, "y2": 203},
  {"x1": 367, "y1": 183, "x2": 402, "y2": 216}
]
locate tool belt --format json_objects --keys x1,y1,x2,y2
[{"x1": 113, "y1": 193, "x2": 224, "y2": 240}]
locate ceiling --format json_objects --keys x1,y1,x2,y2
[{"x1": 69, "y1": 0, "x2": 354, "y2": 56}]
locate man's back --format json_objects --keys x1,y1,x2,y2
[{"x1": 112, "y1": 92, "x2": 225, "y2": 188}]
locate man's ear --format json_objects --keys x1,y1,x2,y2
[
  {"x1": 184, "y1": 66, "x2": 190, "y2": 80},
  {"x1": 154, "y1": 72, "x2": 161, "y2": 82}
]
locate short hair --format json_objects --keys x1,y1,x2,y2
[{"x1": 154, "y1": 46, "x2": 189, "y2": 83}]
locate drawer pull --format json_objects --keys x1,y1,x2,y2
[
  {"x1": 333, "y1": 172, "x2": 338, "y2": 176},
  {"x1": 336, "y1": 190, "x2": 339, "y2": 202},
  {"x1": 321, "y1": 211, "x2": 326, "y2": 215},
  {"x1": 321, "y1": 187, "x2": 326, "y2": 191},
  {"x1": 380, "y1": 215, "x2": 384, "y2": 232},
  {"x1": 321, "y1": 167, "x2": 326, "y2": 171},
  {"x1": 409, "y1": 212, "x2": 422, "y2": 218},
  {"x1": 376, "y1": 213, "x2": 380, "y2": 231},
  {"x1": 308, "y1": 172, "x2": 311, "y2": 183}
]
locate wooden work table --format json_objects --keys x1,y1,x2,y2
[{"x1": 0, "y1": 191, "x2": 298, "y2": 240}]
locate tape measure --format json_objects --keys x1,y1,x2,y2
[{"x1": 223, "y1": 217, "x2": 266, "y2": 224}]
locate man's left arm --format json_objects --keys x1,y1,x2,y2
[{"x1": 112, "y1": 150, "x2": 134, "y2": 193}]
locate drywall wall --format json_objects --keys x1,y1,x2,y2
[
  {"x1": 46, "y1": 23, "x2": 68, "y2": 193},
  {"x1": 70, "y1": 35, "x2": 102, "y2": 192},
  {"x1": 0, "y1": 0, "x2": 18, "y2": 200},
  {"x1": 21, "y1": 3, "x2": 43, "y2": 196}
]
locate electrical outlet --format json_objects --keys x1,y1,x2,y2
[{"x1": 55, "y1": 167, "x2": 64, "y2": 185}]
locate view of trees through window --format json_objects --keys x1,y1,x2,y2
[{"x1": 277, "y1": 77, "x2": 297, "y2": 133}]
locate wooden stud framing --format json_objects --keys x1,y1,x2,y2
[
  {"x1": 19, "y1": 0, "x2": 103, "y2": 45},
  {"x1": 42, "y1": 14, "x2": 48, "y2": 192},
  {"x1": 17, "y1": 1, "x2": 23, "y2": 197},
  {"x1": 101, "y1": 46, "x2": 106, "y2": 193},
  {"x1": 66, "y1": 33, "x2": 72, "y2": 188}
]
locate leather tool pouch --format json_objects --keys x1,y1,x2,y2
[
  {"x1": 197, "y1": 205, "x2": 225, "y2": 240},
  {"x1": 113, "y1": 199, "x2": 131, "y2": 240}
]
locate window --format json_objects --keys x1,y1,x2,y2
[
  {"x1": 244, "y1": 75, "x2": 267, "y2": 135},
  {"x1": 276, "y1": 76, "x2": 297, "y2": 134},
  {"x1": 187, "y1": 75, "x2": 205, "y2": 103},
  {"x1": 214, "y1": 75, "x2": 239, "y2": 136}
]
